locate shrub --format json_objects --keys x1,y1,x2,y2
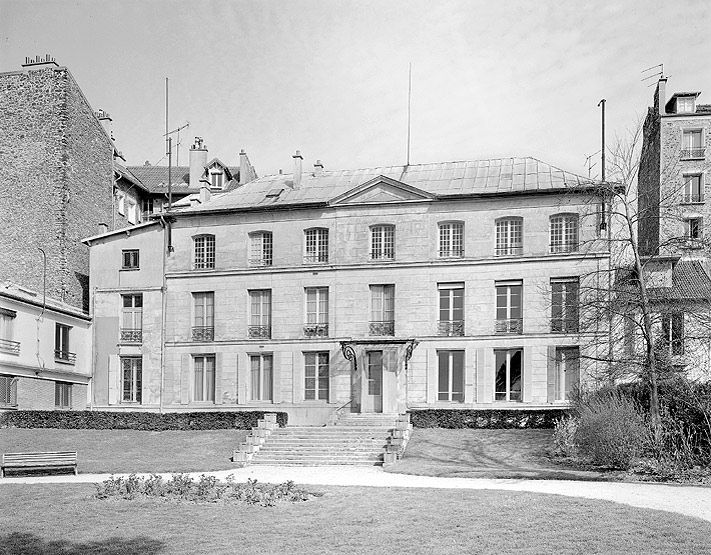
[
  {"x1": 551, "y1": 416, "x2": 578, "y2": 457},
  {"x1": 409, "y1": 409, "x2": 569, "y2": 429}
]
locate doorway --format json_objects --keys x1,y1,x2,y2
[{"x1": 362, "y1": 350, "x2": 383, "y2": 412}]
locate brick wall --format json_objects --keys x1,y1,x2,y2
[{"x1": 638, "y1": 107, "x2": 661, "y2": 256}]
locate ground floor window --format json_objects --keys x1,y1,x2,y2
[
  {"x1": 121, "y1": 356, "x2": 142, "y2": 403},
  {"x1": 0, "y1": 374, "x2": 17, "y2": 407},
  {"x1": 250, "y1": 354, "x2": 273, "y2": 401},
  {"x1": 193, "y1": 355, "x2": 215, "y2": 402},
  {"x1": 437, "y1": 350, "x2": 464, "y2": 402},
  {"x1": 55, "y1": 382, "x2": 72, "y2": 409},
  {"x1": 304, "y1": 352, "x2": 329, "y2": 401},
  {"x1": 555, "y1": 347, "x2": 580, "y2": 401},
  {"x1": 495, "y1": 349, "x2": 522, "y2": 401}
]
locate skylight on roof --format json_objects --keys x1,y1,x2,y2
[{"x1": 265, "y1": 188, "x2": 283, "y2": 198}]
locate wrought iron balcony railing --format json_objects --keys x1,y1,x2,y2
[
  {"x1": 303, "y1": 323, "x2": 329, "y2": 338},
  {"x1": 369, "y1": 320, "x2": 395, "y2": 336},
  {"x1": 0, "y1": 338, "x2": 20, "y2": 354},
  {"x1": 55, "y1": 350, "x2": 77, "y2": 364},
  {"x1": 683, "y1": 194, "x2": 704, "y2": 203},
  {"x1": 248, "y1": 257, "x2": 272, "y2": 267},
  {"x1": 495, "y1": 318, "x2": 523, "y2": 334},
  {"x1": 120, "y1": 328, "x2": 142, "y2": 343},
  {"x1": 551, "y1": 318, "x2": 579, "y2": 334},
  {"x1": 495, "y1": 245, "x2": 523, "y2": 256},
  {"x1": 191, "y1": 327, "x2": 214, "y2": 342},
  {"x1": 248, "y1": 325, "x2": 271, "y2": 339},
  {"x1": 681, "y1": 147, "x2": 706, "y2": 160},
  {"x1": 438, "y1": 320, "x2": 464, "y2": 336},
  {"x1": 303, "y1": 253, "x2": 329, "y2": 264},
  {"x1": 439, "y1": 249, "x2": 464, "y2": 258},
  {"x1": 550, "y1": 243, "x2": 578, "y2": 254},
  {"x1": 370, "y1": 251, "x2": 395, "y2": 261}
]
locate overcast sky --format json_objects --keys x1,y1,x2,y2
[{"x1": 1, "y1": 0, "x2": 709, "y2": 178}]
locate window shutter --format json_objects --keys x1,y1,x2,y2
[
  {"x1": 214, "y1": 352, "x2": 223, "y2": 404},
  {"x1": 475, "y1": 348, "x2": 491, "y2": 403},
  {"x1": 108, "y1": 355, "x2": 119, "y2": 405},
  {"x1": 547, "y1": 346, "x2": 557, "y2": 403},
  {"x1": 180, "y1": 354, "x2": 191, "y2": 404}
]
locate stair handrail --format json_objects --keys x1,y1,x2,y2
[{"x1": 328, "y1": 399, "x2": 352, "y2": 426}]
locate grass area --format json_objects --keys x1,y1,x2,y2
[
  {"x1": 0, "y1": 483, "x2": 709, "y2": 554},
  {"x1": 388, "y1": 428, "x2": 605, "y2": 480},
  {"x1": 0, "y1": 429, "x2": 247, "y2": 474}
]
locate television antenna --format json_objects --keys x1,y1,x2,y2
[
  {"x1": 164, "y1": 121, "x2": 190, "y2": 166},
  {"x1": 641, "y1": 63, "x2": 669, "y2": 87}
]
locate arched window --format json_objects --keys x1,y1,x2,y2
[
  {"x1": 193, "y1": 234, "x2": 216, "y2": 269},
  {"x1": 495, "y1": 217, "x2": 523, "y2": 256},
  {"x1": 304, "y1": 228, "x2": 329, "y2": 263},
  {"x1": 438, "y1": 222, "x2": 464, "y2": 258},
  {"x1": 249, "y1": 231, "x2": 273, "y2": 266},
  {"x1": 550, "y1": 214, "x2": 579, "y2": 253},
  {"x1": 370, "y1": 225, "x2": 395, "y2": 260}
]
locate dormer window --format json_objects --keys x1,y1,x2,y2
[
  {"x1": 677, "y1": 96, "x2": 695, "y2": 114},
  {"x1": 210, "y1": 171, "x2": 224, "y2": 190}
]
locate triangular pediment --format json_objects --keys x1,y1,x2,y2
[{"x1": 330, "y1": 175, "x2": 434, "y2": 206}]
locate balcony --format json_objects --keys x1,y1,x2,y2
[
  {"x1": 0, "y1": 338, "x2": 20, "y2": 355},
  {"x1": 303, "y1": 323, "x2": 329, "y2": 338},
  {"x1": 551, "y1": 318, "x2": 579, "y2": 334},
  {"x1": 191, "y1": 327, "x2": 214, "y2": 342},
  {"x1": 303, "y1": 253, "x2": 329, "y2": 264},
  {"x1": 120, "y1": 328, "x2": 142, "y2": 343},
  {"x1": 550, "y1": 243, "x2": 578, "y2": 254},
  {"x1": 439, "y1": 249, "x2": 464, "y2": 259},
  {"x1": 681, "y1": 147, "x2": 706, "y2": 160},
  {"x1": 495, "y1": 318, "x2": 523, "y2": 334},
  {"x1": 496, "y1": 246, "x2": 523, "y2": 256},
  {"x1": 369, "y1": 320, "x2": 395, "y2": 336},
  {"x1": 682, "y1": 194, "x2": 704, "y2": 204},
  {"x1": 248, "y1": 325, "x2": 271, "y2": 339},
  {"x1": 55, "y1": 350, "x2": 77, "y2": 365},
  {"x1": 248, "y1": 257, "x2": 272, "y2": 268},
  {"x1": 438, "y1": 320, "x2": 464, "y2": 336}
]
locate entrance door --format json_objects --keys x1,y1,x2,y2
[{"x1": 363, "y1": 351, "x2": 383, "y2": 412}]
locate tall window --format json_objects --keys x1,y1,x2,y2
[
  {"x1": 551, "y1": 278, "x2": 579, "y2": 333},
  {"x1": 683, "y1": 175, "x2": 703, "y2": 203},
  {"x1": 681, "y1": 130, "x2": 703, "y2": 158},
  {"x1": 0, "y1": 308, "x2": 18, "y2": 354},
  {"x1": 366, "y1": 351, "x2": 383, "y2": 397},
  {"x1": 686, "y1": 218, "x2": 702, "y2": 240},
  {"x1": 250, "y1": 354, "x2": 273, "y2": 401},
  {"x1": 304, "y1": 287, "x2": 328, "y2": 337},
  {"x1": 370, "y1": 225, "x2": 395, "y2": 260},
  {"x1": 121, "y1": 357, "x2": 142, "y2": 403},
  {"x1": 117, "y1": 193, "x2": 125, "y2": 216},
  {"x1": 495, "y1": 349, "x2": 523, "y2": 402},
  {"x1": 0, "y1": 375, "x2": 17, "y2": 407},
  {"x1": 55, "y1": 382, "x2": 72, "y2": 409},
  {"x1": 193, "y1": 355, "x2": 215, "y2": 402},
  {"x1": 439, "y1": 222, "x2": 464, "y2": 258},
  {"x1": 121, "y1": 249, "x2": 139, "y2": 269},
  {"x1": 661, "y1": 313, "x2": 684, "y2": 356},
  {"x1": 127, "y1": 200, "x2": 137, "y2": 224},
  {"x1": 121, "y1": 294, "x2": 143, "y2": 343},
  {"x1": 304, "y1": 352, "x2": 329, "y2": 401},
  {"x1": 210, "y1": 171, "x2": 224, "y2": 189},
  {"x1": 193, "y1": 235, "x2": 216, "y2": 269},
  {"x1": 550, "y1": 214, "x2": 579, "y2": 253},
  {"x1": 438, "y1": 283, "x2": 464, "y2": 336},
  {"x1": 437, "y1": 350, "x2": 464, "y2": 402},
  {"x1": 495, "y1": 217, "x2": 523, "y2": 256},
  {"x1": 304, "y1": 228, "x2": 329, "y2": 263},
  {"x1": 192, "y1": 292, "x2": 214, "y2": 341},
  {"x1": 495, "y1": 281, "x2": 523, "y2": 334},
  {"x1": 554, "y1": 347, "x2": 579, "y2": 402},
  {"x1": 249, "y1": 231, "x2": 273, "y2": 266},
  {"x1": 249, "y1": 290, "x2": 272, "y2": 338},
  {"x1": 370, "y1": 284, "x2": 395, "y2": 335},
  {"x1": 54, "y1": 323, "x2": 74, "y2": 363}
]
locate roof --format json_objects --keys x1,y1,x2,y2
[
  {"x1": 648, "y1": 260, "x2": 711, "y2": 301},
  {"x1": 177, "y1": 157, "x2": 598, "y2": 214},
  {"x1": 81, "y1": 221, "x2": 160, "y2": 245},
  {"x1": 114, "y1": 163, "x2": 150, "y2": 193},
  {"x1": 127, "y1": 165, "x2": 241, "y2": 194},
  {"x1": 0, "y1": 281, "x2": 91, "y2": 321}
]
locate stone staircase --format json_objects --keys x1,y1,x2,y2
[{"x1": 248, "y1": 413, "x2": 400, "y2": 466}]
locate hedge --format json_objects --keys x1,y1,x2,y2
[
  {"x1": 408, "y1": 409, "x2": 570, "y2": 429},
  {"x1": 0, "y1": 410, "x2": 288, "y2": 431}
]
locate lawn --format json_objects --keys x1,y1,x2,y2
[
  {"x1": 0, "y1": 483, "x2": 709, "y2": 554},
  {"x1": 388, "y1": 428, "x2": 605, "y2": 480},
  {"x1": 0, "y1": 429, "x2": 247, "y2": 474}
]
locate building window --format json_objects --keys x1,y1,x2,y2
[
  {"x1": 304, "y1": 228, "x2": 329, "y2": 264},
  {"x1": 122, "y1": 249, "x2": 140, "y2": 270},
  {"x1": 366, "y1": 351, "x2": 383, "y2": 396},
  {"x1": 681, "y1": 130, "x2": 704, "y2": 159},
  {"x1": 0, "y1": 375, "x2": 17, "y2": 407},
  {"x1": 555, "y1": 347, "x2": 580, "y2": 402},
  {"x1": 438, "y1": 283, "x2": 464, "y2": 336},
  {"x1": 193, "y1": 235, "x2": 216, "y2": 269},
  {"x1": 677, "y1": 96, "x2": 695, "y2": 114},
  {"x1": 437, "y1": 350, "x2": 464, "y2": 402},
  {"x1": 551, "y1": 278, "x2": 579, "y2": 333},
  {"x1": 249, "y1": 290, "x2": 272, "y2": 338},
  {"x1": 370, "y1": 284, "x2": 395, "y2": 335},
  {"x1": 192, "y1": 292, "x2": 214, "y2": 341},
  {"x1": 117, "y1": 193, "x2": 125, "y2": 216},
  {"x1": 210, "y1": 171, "x2": 224, "y2": 189},
  {"x1": 370, "y1": 225, "x2": 395, "y2": 260},
  {"x1": 550, "y1": 214, "x2": 579, "y2": 253},
  {"x1": 54, "y1": 323, "x2": 75, "y2": 364},
  {"x1": 250, "y1": 354, "x2": 273, "y2": 401},
  {"x1": 495, "y1": 281, "x2": 523, "y2": 334},
  {"x1": 439, "y1": 222, "x2": 464, "y2": 258},
  {"x1": 193, "y1": 355, "x2": 216, "y2": 402},
  {"x1": 661, "y1": 313, "x2": 684, "y2": 356},
  {"x1": 683, "y1": 174, "x2": 704, "y2": 202},
  {"x1": 304, "y1": 287, "x2": 328, "y2": 337},
  {"x1": 686, "y1": 218, "x2": 702, "y2": 241},
  {"x1": 495, "y1": 349, "x2": 523, "y2": 402},
  {"x1": 121, "y1": 357, "x2": 142, "y2": 403},
  {"x1": 495, "y1": 217, "x2": 523, "y2": 256},
  {"x1": 304, "y1": 352, "x2": 329, "y2": 401},
  {"x1": 249, "y1": 231, "x2": 273, "y2": 267},
  {"x1": 127, "y1": 201, "x2": 137, "y2": 224},
  {"x1": 55, "y1": 382, "x2": 72, "y2": 409},
  {"x1": 0, "y1": 308, "x2": 19, "y2": 354},
  {"x1": 121, "y1": 294, "x2": 143, "y2": 343}
]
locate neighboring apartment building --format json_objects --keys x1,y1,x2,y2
[{"x1": 85, "y1": 155, "x2": 610, "y2": 424}]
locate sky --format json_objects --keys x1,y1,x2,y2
[{"x1": 1, "y1": 0, "x2": 710, "y2": 178}]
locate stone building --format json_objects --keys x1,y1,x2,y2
[{"x1": 85, "y1": 155, "x2": 610, "y2": 424}]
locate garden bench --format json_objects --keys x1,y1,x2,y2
[{"x1": 1, "y1": 451, "x2": 78, "y2": 478}]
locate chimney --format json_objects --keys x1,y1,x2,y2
[
  {"x1": 656, "y1": 77, "x2": 668, "y2": 115},
  {"x1": 239, "y1": 149, "x2": 249, "y2": 185},
  {"x1": 98, "y1": 223, "x2": 109, "y2": 234},
  {"x1": 292, "y1": 150, "x2": 303, "y2": 189},
  {"x1": 199, "y1": 184, "x2": 211, "y2": 204},
  {"x1": 189, "y1": 137, "x2": 208, "y2": 189},
  {"x1": 95, "y1": 109, "x2": 114, "y2": 141},
  {"x1": 314, "y1": 160, "x2": 324, "y2": 175},
  {"x1": 21, "y1": 54, "x2": 59, "y2": 68}
]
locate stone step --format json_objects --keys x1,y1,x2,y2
[
  {"x1": 250, "y1": 459, "x2": 382, "y2": 466},
  {"x1": 252, "y1": 453, "x2": 382, "y2": 461}
]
